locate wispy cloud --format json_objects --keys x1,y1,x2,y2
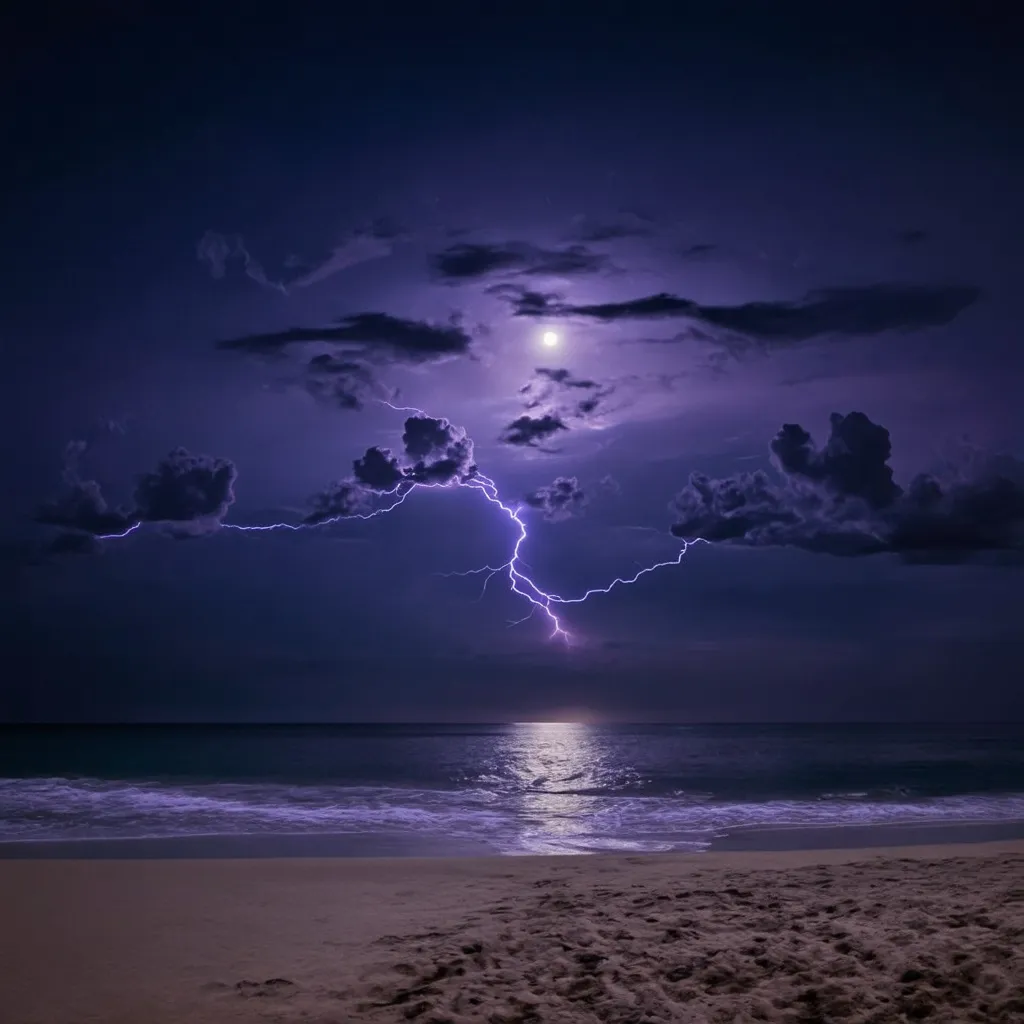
[
  {"x1": 430, "y1": 241, "x2": 613, "y2": 283},
  {"x1": 197, "y1": 220, "x2": 404, "y2": 294}
]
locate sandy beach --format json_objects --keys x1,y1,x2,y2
[{"x1": 2, "y1": 841, "x2": 1023, "y2": 1023}]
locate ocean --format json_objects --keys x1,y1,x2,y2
[{"x1": 1, "y1": 723, "x2": 1023, "y2": 856}]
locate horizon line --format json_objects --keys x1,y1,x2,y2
[{"x1": 2, "y1": 720, "x2": 1021, "y2": 728}]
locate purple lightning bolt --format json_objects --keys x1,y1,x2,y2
[
  {"x1": 446, "y1": 473, "x2": 707, "y2": 641},
  {"x1": 90, "y1": 402, "x2": 707, "y2": 642},
  {"x1": 96, "y1": 522, "x2": 144, "y2": 540}
]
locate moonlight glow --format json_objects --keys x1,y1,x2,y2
[{"x1": 541, "y1": 330, "x2": 559, "y2": 347}]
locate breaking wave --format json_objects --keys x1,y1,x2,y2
[{"x1": 3, "y1": 776, "x2": 1023, "y2": 855}]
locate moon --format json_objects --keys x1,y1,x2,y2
[{"x1": 541, "y1": 330, "x2": 559, "y2": 348}]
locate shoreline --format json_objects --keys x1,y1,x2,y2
[
  {"x1": 2, "y1": 816, "x2": 1023, "y2": 859},
  {"x1": 3, "y1": 840, "x2": 1023, "y2": 1022}
]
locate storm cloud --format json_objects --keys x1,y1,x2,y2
[
  {"x1": 133, "y1": 449, "x2": 237, "y2": 533},
  {"x1": 523, "y1": 476, "x2": 587, "y2": 521},
  {"x1": 303, "y1": 481, "x2": 370, "y2": 525},
  {"x1": 35, "y1": 448, "x2": 238, "y2": 540},
  {"x1": 400, "y1": 415, "x2": 477, "y2": 486},
  {"x1": 670, "y1": 412, "x2": 1024, "y2": 563},
  {"x1": 35, "y1": 479, "x2": 136, "y2": 537},
  {"x1": 352, "y1": 447, "x2": 406, "y2": 493},
  {"x1": 328, "y1": 415, "x2": 478, "y2": 512},
  {"x1": 497, "y1": 283, "x2": 981, "y2": 348}
]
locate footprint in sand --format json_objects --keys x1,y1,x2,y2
[{"x1": 233, "y1": 978, "x2": 297, "y2": 998}]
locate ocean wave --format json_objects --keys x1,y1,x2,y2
[{"x1": 2, "y1": 777, "x2": 1024, "y2": 853}]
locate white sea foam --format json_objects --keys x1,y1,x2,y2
[{"x1": 2, "y1": 776, "x2": 1023, "y2": 854}]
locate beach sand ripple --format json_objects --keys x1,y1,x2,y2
[{"x1": 344, "y1": 854, "x2": 1024, "y2": 1023}]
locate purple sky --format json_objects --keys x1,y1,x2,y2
[{"x1": 2, "y1": 7, "x2": 1022, "y2": 721}]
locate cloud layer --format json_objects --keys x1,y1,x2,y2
[
  {"x1": 498, "y1": 366, "x2": 614, "y2": 448},
  {"x1": 497, "y1": 283, "x2": 980, "y2": 351},
  {"x1": 670, "y1": 412, "x2": 1024, "y2": 563},
  {"x1": 499, "y1": 365, "x2": 680, "y2": 449},
  {"x1": 217, "y1": 312, "x2": 474, "y2": 364},
  {"x1": 217, "y1": 312, "x2": 476, "y2": 411},
  {"x1": 519, "y1": 367, "x2": 614, "y2": 418},
  {"x1": 36, "y1": 448, "x2": 238, "y2": 541}
]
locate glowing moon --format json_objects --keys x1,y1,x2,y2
[{"x1": 541, "y1": 330, "x2": 559, "y2": 347}]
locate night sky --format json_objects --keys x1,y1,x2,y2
[{"x1": 2, "y1": 6, "x2": 1022, "y2": 722}]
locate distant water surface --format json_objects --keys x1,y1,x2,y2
[{"x1": 1, "y1": 723, "x2": 1023, "y2": 855}]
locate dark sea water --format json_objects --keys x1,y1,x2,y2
[{"x1": 1, "y1": 723, "x2": 1023, "y2": 856}]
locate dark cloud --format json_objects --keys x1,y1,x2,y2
[
  {"x1": 770, "y1": 413, "x2": 900, "y2": 510},
  {"x1": 217, "y1": 312, "x2": 474, "y2": 365},
  {"x1": 501, "y1": 371, "x2": 603, "y2": 450},
  {"x1": 524, "y1": 246, "x2": 611, "y2": 278},
  {"x1": 502, "y1": 365, "x2": 683, "y2": 447},
  {"x1": 353, "y1": 447, "x2": 406, "y2": 493},
  {"x1": 303, "y1": 481, "x2": 369, "y2": 525},
  {"x1": 302, "y1": 354, "x2": 380, "y2": 411},
  {"x1": 696, "y1": 285, "x2": 980, "y2": 342},
  {"x1": 670, "y1": 412, "x2": 1024, "y2": 564},
  {"x1": 134, "y1": 448, "x2": 237, "y2": 533},
  {"x1": 432, "y1": 243, "x2": 524, "y2": 280},
  {"x1": 35, "y1": 413, "x2": 478, "y2": 555},
  {"x1": 499, "y1": 414, "x2": 569, "y2": 449},
  {"x1": 531, "y1": 367, "x2": 600, "y2": 390},
  {"x1": 35, "y1": 448, "x2": 237, "y2": 541},
  {"x1": 496, "y1": 286, "x2": 689, "y2": 320},
  {"x1": 486, "y1": 284, "x2": 563, "y2": 317},
  {"x1": 523, "y1": 476, "x2": 587, "y2": 521},
  {"x1": 887, "y1": 473, "x2": 1024, "y2": 564},
  {"x1": 400, "y1": 415, "x2": 477, "y2": 486},
  {"x1": 35, "y1": 479, "x2": 135, "y2": 536},
  {"x1": 402, "y1": 417, "x2": 456, "y2": 459},
  {"x1": 350, "y1": 415, "x2": 478, "y2": 495},
  {"x1": 899, "y1": 229, "x2": 929, "y2": 246},
  {"x1": 304, "y1": 414, "x2": 479, "y2": 528},
  {"x1": 431, "y1": 242, "x2": 611, "y2": 283},
  {"x1": 499, "y1": 283, "x2": 981, "y2": 347}
]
